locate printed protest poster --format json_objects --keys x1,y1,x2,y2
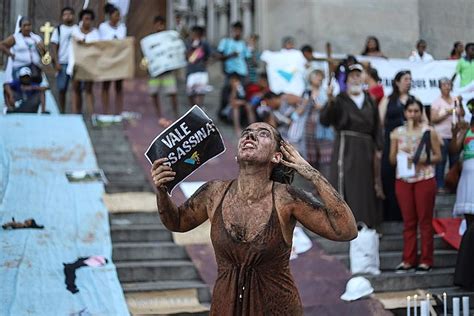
[
  {"x1": 140, "y1": 30, "x2": 186, "y2": 77},
  {"x1": 261, "y1": 49, "x2": 307, "y2": 96},
  {"x1": 145, "y1": 105, "x2": 226, "y2": 194}
]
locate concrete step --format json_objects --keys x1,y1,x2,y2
[
  {"x1": 116, "y1": 260, "x2": 199, "y2": 282},
  {"x1": 111, "y1": 224, "x2": 172, "y2": 242},
  {"x1": 335, "y1": 249, "x2": 458, "y2": 271},
  {"x1": 314, "y1": 234, "x2": 452, "y2": 255},
  {"x1": 122, "y1": 280, "x2": 211, "y2": 303},
  {"x1": 105, "y1": 173, "x2": 148, "y2": 183},
  {"x1": 110, "y1": 212, "x2": 162, "y2": 226},
  {"x1": 106, "y1": 182, "x2": 152, "y2": 193},
  {"x1": 435, "y1": 194, "x2": 456, "y2": 210},
  {"x1": 113, "y1": 242, "x2": 188, "y2": 261},
  {"x1": 366, "y1": 267, "x2": 454, "y2": 292}
]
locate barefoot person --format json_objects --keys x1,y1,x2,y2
[{"x1": 151, "y1": 122, "x2": 357, "y2": 315}]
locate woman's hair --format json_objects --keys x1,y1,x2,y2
[
  {"x1": 366, "y1": 67, "x2": 380, "y2": 82},
  {"x1": 79, "y1": 9, "x2": 95, "y2": 21},
  {"x1": 104, "y1": 3, "x2": 119, "y2": 16},
  {"x1": 269, "y1": 127, "x2": 295, "y2": 184},
  {"x1": 450, "y1": 41, "x2": 462, "y2": 57},
  {"x1": 361, "y1": 36, "x2": 380, "y2": 55},
  {"x1": 404, "y1": 97, "x2": 424, "y2": 113},
  {"x1": 308, "y1": 69, "x2": 325, "y2": 83},
  {"x1": 389, "y1": 70, "x2": 411, "y2": 102},
  {"x1": 438, "y1": 77, "x2": 451, "y2": 89},
  {"x1": 18, "y1": 16, "x2": 32, "y2": 29}
]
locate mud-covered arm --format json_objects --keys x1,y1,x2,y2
[
  {"x1": 152, "y1": 158, "x2": 211, "y2": 232},
  {"x1": 280, "y1": 142, "x2": 357, "y2": 241}
]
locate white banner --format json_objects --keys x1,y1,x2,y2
[
  {"x1": 140, "y1": 30, "x2": 186, "y2": 77},
  {"x1": 358, "y1": 57, "x2": 458, "y2": 105},
  {"x1": 261, "y1": 49, "x2": 307, "y2": 96}
]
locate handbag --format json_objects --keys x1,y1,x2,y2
[{"x1": 445, "y1": 161, "x2": 462, "y2": 193}]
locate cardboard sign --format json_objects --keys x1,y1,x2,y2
[
  {"x1": 145, "y1": 105, "x2": 226, "y2": 194},
  {"x1": 140, "y1": 30, "x2": 186, "y2": 77},
  {"x1": 72, "y1": 37, "x2": 135, "y2": 81}
]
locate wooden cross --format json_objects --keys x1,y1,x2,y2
[{"x1": 40, "y1": 22, "x2": 54, "y2": 45}]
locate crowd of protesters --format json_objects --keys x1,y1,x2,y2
[{"x1": 1, "y1": 7, "x2": 474, "y2": 287}]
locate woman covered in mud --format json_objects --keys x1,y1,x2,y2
[{"x1": 151, "y1": 122, "x2": 357, "y2": 315}]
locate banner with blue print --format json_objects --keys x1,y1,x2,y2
[{"x1": 145, "y1": 105, "x2": 226, "y2": 194}]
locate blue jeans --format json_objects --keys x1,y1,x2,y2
[
  {"x1": 435, "y1": 138, "x2": 459, "y2": 188},
  {"x1": 56, "y1": 63, "x2": 70, "y2": 92}
]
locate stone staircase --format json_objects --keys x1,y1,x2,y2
[
  {"x1": 86, "y1": 122, "x2": 211, "y2": 315},
  {"x1": 310, "y1": 193, "x2": 474, "y2": 314}
]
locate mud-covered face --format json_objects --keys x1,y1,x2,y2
[{"x1": 237, "y1": 122, "x2": 281, "y2": 164}]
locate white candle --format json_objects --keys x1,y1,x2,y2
[
  {"x1": 462, "y1": 296, "x2": 470, "y2": 316},
  {"x1": 414, "y1": 295, "x2": 418, "y2": 316},
  {"x1": 426, "y1": 293, "x2": 430, "y2": 310},
  {"x1": 452, "y1": 108, "x2": 457, "y2": 124},
  {"x1": 407, "y1": 296, "x2": 411, "y2": 316},
  {"x1": 420, "y1": 301, "x2": 428, "y2": 316},
  {"x1": 443, "y1": 293, "x2": 447, "y2": 316},
  {"x1": 453, "y1": 297, "x2": 461, "y2": 316}
]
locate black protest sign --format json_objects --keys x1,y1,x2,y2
[{"x1": 145, "y1": 105, "x2": 226, "y2": 194}]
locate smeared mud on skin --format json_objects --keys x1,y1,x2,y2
[{"x1": 287, "y1": 185, "x2": 324, "y2": 210}]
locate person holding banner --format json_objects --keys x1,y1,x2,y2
[
  {"x1": 99, "y1": 3, "x2": 127, "y2": 115},
  {"x1": 51, "y1": 7, "x2": 75, "y2": 113},
  {"x1": 147, "y1": 16, "x2": 179, "y2": 119},
  {"x1": 320, "y1": 64, "x2": 384, "y2": 229},
  {"x1": 361, "y1": 36, "x2": 386, "y2": 58},
  {"x1": 69, "y1": 9, "x2": 100, "y2": 116},
  {"x1": 151, "y1": 121, "x2": 357, "y2": 315}
]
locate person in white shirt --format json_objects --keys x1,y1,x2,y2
[
  {"x1": 98, "y1": 3, "x2": 127, "y2": 114},
  {"x1": 0, "y1": 16, "x2": 46, "y2": 83},
  {"x1": 70, "y1": 9, "x2": 100, "y2": 116},
  {"x1": 51, "y1": 7, "x2": 75, "y2": 113},
  {"x1": 409, "y1": 39, "x2": 434, "y2": 62}
]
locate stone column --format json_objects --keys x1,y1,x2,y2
[
  {"x1": 255, "y1": 0, "x2": 269, "y2": 49},
  {"x1": 215, "y1": 0, "x2": 228, "y2": 39},
  {"x1": 206, "y1": 0, "x2": 216, "y2": 43},
  {"x1": 195, "y1": 0, "x2": 206, "y2": 26},
  {"x1": 10, "y1": 0, "x2": 28, "y2": 31},
  {"x1": 241, "y1": 0, "x2": 252, "y2": 37},
  {"x1": 230, "y1": 0, "x2": 240, "y2": 23}
]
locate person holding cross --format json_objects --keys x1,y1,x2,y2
[{"x1": 151, "y1": 121, "x2": 357, "y2": 315}]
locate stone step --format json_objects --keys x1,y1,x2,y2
[
  {"x1": 116, "y1": 260, "x2": 199, "y2": 282},
  {"x1": 111, "y1": 224, "x2": 172, "y2": 242},
  {"x1": 335, "y1": 250, "x2": 458, "y2": 271},
  {"x1": 95, "y1": 165, "x2": 142, "y2": 175},
  {"x1": 105, "y1": 173, "x2": 148, "y2": 183},
  {"x1": 95, "y1": 155, "x2": 141, "y2": 165},
  {"x1": 122, "y1": 280, "x2": 211, "y2": 303},
  {"x1": 314, "y1": 234, "x2": 452, "y2": 255},
  {"x1": 110, "y1": 212, "x2": 162, "y2": 226},
  {"x1": 113, "y1": 242, "x2": 188, "y2": 261},
  {"x1": 106, "y1": 184, "x2": 153, "y2": 193},
  {"x1": 366, "y1": 267, "x2": 454, "y2": 292}
]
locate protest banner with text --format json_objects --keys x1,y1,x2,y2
[
  {"x1": 140, "y1": 30, "x2": 186, "y2": 77},
  {"x1": 145, "y1": 105, "x2": 226, "y2": 194}
]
